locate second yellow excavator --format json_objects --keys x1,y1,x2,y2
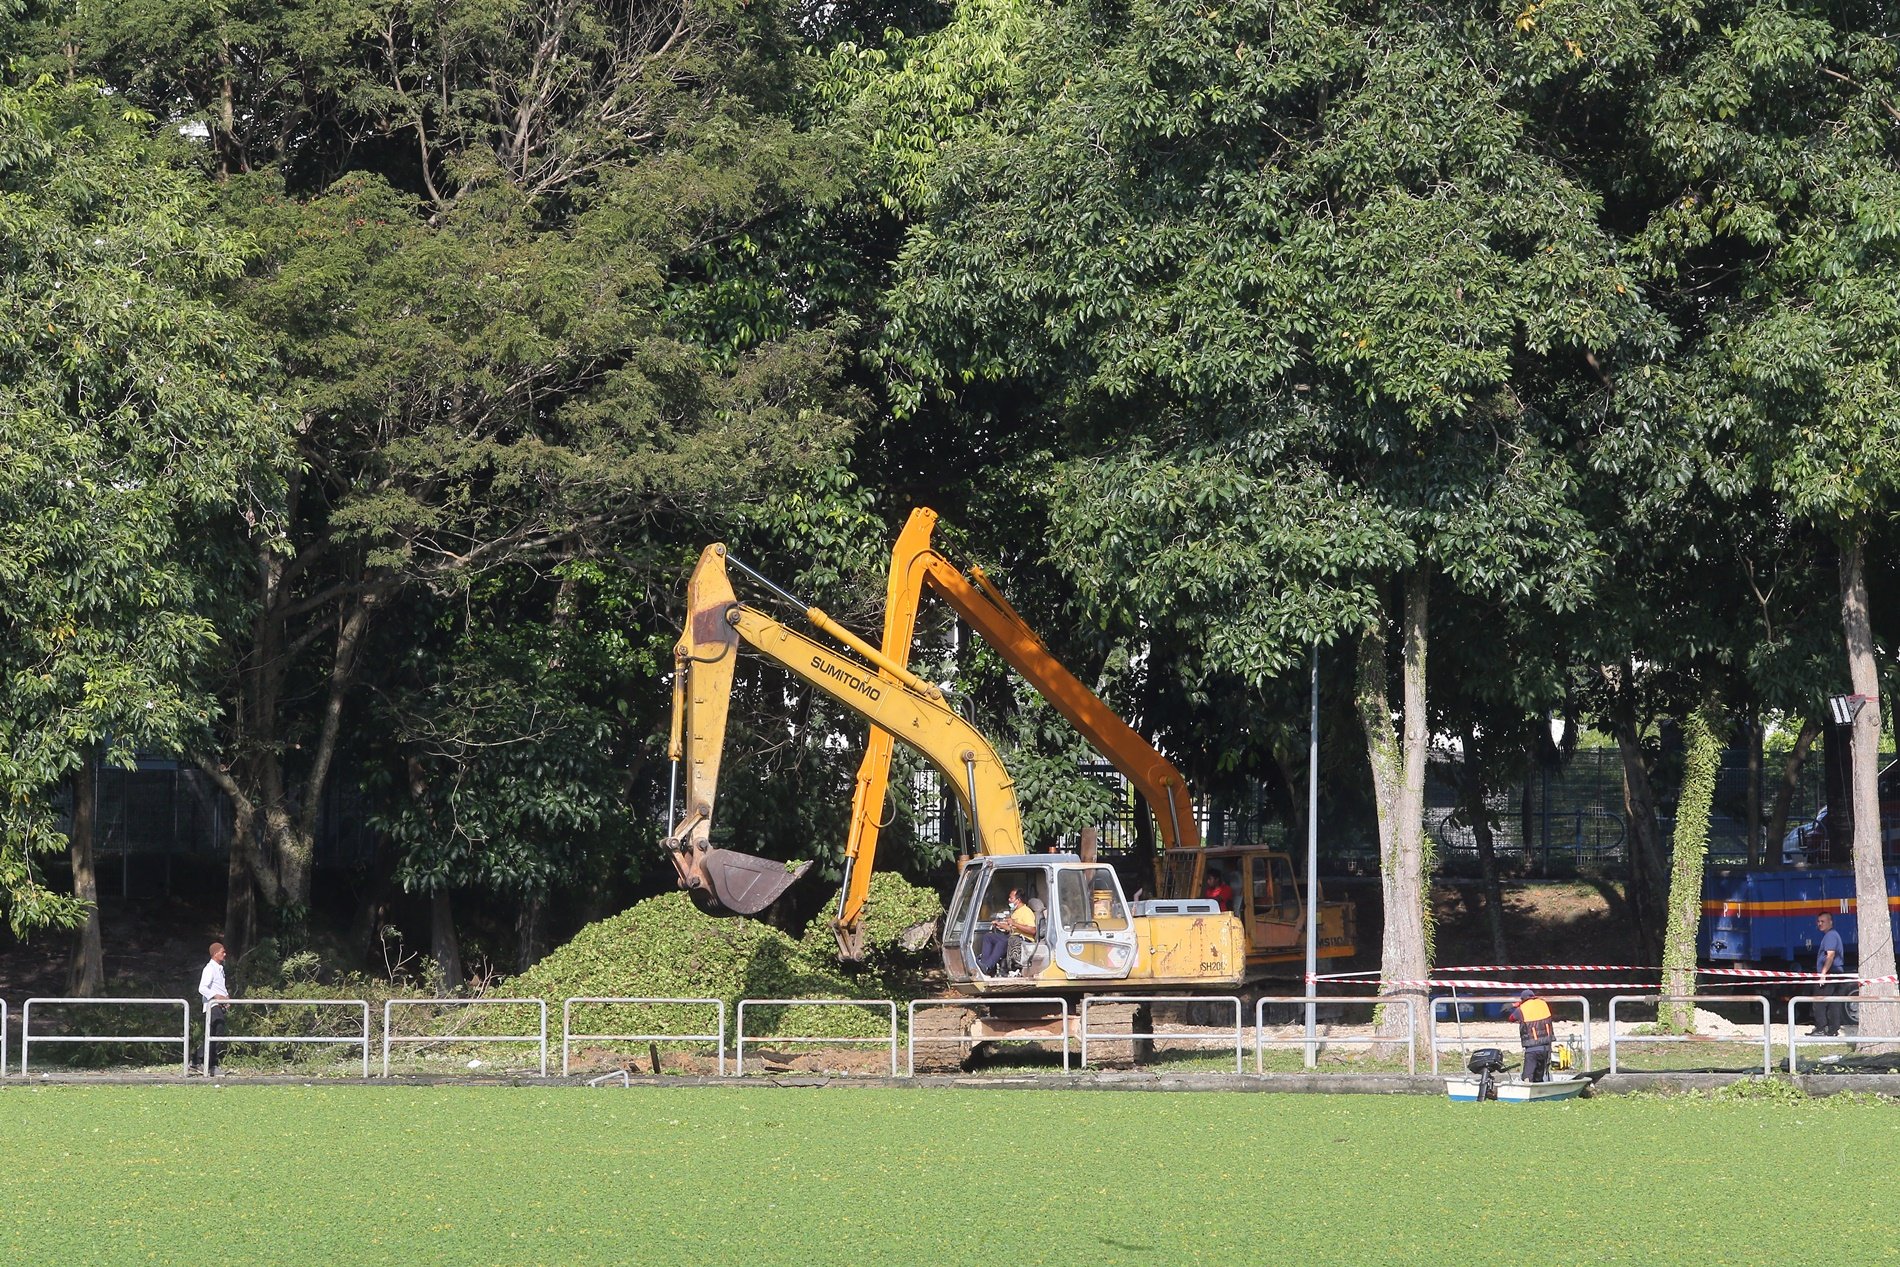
[
  {"x1": 661, "y1": 543, "x2": 1245, "y2": 995},
  {"x1": 834, "y1": 508, "x2": 1356, "y2": 976}
]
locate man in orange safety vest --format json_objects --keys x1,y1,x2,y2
[{"x1": 1505, "y1": 989, "x2": 1555, "y2": 1083}]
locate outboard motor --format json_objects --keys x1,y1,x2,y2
[{"x1": 1466, "y1": 1048, "x2": 1509, "y2": 1101}]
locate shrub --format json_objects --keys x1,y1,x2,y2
[{"x1": 507, "y1": 872, "x2": 947, "y2": 1043}]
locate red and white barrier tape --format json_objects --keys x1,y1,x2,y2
[
  {"x1": 1307, "y1": 967, "x2": 1900, "y2": 988},
  {"x1": 1312, "y1": 979, "x2": 1667, "y2": 991},
  {"x1": 1430, "y1": 963, "x2": 1652, "y2": 973},
  {"x1": 1425, "y1": 963, "x2": 1891, "y2": 980}
]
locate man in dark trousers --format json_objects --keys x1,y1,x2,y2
[
  {"x1": 1505, "y1": 989, "x2": 1555, "y2": 1082},
  {"x1": 197, "y1": 941, "x2": 230, "y2": 1075},
  {"x1": 1810, "y1": 913, "x2": 1851, "y2": 1037}
]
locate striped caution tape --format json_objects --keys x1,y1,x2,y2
[
  {"x1": 1308, "y1": 970, "x2": 1900, "y2": 988},
  {"x1": 1312, "y1": 979, "x2": 1671, "y2": 991},
  {"x1": 1424, "y1": 963, "x2": 1893, "y2": 980},
  {"x1": 1315, "y1": 964, "x2": 1685, "y2": 981}
]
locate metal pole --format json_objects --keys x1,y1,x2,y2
[{"x1": 1305, "y1": 642, "x2": 1320, "y2": 1069}]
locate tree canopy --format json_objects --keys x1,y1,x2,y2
[{"x1": 3, "y1": 0, "x2": 1898, "y2": 995}]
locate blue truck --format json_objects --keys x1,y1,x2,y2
[{"x1": 1698, "y1": 865, "x2": 1900, "y2": 966}]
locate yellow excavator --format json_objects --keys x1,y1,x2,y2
[
  {"x1": 661, "y1": 543, "x2": 1245, "y2": 994},
  {"x1": 834, "y1": 507, "x2": 1355, "y2": 976}
]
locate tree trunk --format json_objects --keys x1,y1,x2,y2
[
  {"x1": 1839, "y1": 538, "x2": 1898, "y2": 1042},
  {"x1": 223, "y1": 794, "x2": 256, "y2": 962},
  {"x1": 1358, "y1": 568, "x2": 1431, "y2": 1039},
  {"x1": 431, "y1": 890, "x2": 464, "y2": 992},
  {"x1": 350, "y1": 849, "x2": 396, "y2": 972},
  {"x1": 1610, "y1": 670, "x2": 1667, "y2": 964},
  {"x1": 66, "y1": 753, "x2": 104, "y2": 995},
  {"x1": 1460, "y1": 726, "x2": 1508, "y2": 962},
  {"x1": 516, "y1": 895, "x2": 546, "y2": 973},
  {"x1": 277, "y1": 593, "x2": 379, "y2": 910},
  {"x1": 1661, "y1": 701, "x2": 1723, "y2": 1031},
  {"x1": 1765, "y1": 717, "x2": 1820, "y2": 869}
]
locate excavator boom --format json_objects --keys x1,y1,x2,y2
[
  {"x1": 664, "y1": 544, "x2": 1025, "y2": 915},
  {"x1": 836, "y1": 508, "x2": 1197, "y2": 953}
]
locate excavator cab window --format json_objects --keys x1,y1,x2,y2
[
  {"x1": 1163, "y1": 850, "x2": 1200, "y2": 901},
  {"x1": 1057, "y1": 866, "x2": 1129, "y2": 932},
  {"x1": 978, "y1": 869, "x2": 1047, "y2": 927},
  {"x1": 1049, "y1": 864, "x2": 1137, "y2": 978},
  {"x1": 1252, "y1": 854, "x2": 1301, "y2": 925},
  {"x1": 946, "y1": 866, "x2": 983, "y2": 945}
]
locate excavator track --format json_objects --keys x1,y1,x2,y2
[{"x1": 910, "y1": 1001, "x2": 1076, "y2": 1073}]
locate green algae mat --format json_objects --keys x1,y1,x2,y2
[{"x1": 5, "y1": 1084, "x2": 1898, "y2": 1265}]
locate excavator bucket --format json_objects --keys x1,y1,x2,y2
[{"x1": 689, "y1": 848, "x2": 813, "y2": 916}]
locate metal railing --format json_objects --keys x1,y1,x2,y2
[
  {"x1": 734, "y1": 999, "x2": 898, "y2": 1076},
  {"x1": 382, "y1": 999, "x2": 548, "y2": 1077},
  {"x1": 21, "y1": 997, "x2": 191, "y2": 1076},
  {"x1": 1426, "y1": 994, "x2": 1592, "y2": 1074},
  {"x1": 906, "y1": 998, "x2": 1070, "y2": 1076},
  {"x1": 1607, "y1": 994, "x2": 1772, "y2": 1075},
  {"x1": 561, "y1": 997, "x2": 726, "y2": 1077},
  {"x1": 1078, "y1": 995, "x2": 1245, "y2": 1073},
  {"x1": 1785, "y1": 993, "x2": 1900, "y2": 1069},
  {"x1": 205, "y1": 999, "x2": 371, "y2": 1078},
  {"x1": 1256, "y1": 996, "x2": 1418, "y2": 1075}
]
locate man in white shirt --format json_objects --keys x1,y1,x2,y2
[{"x1": 197, "y1": 941, "x2": 230, "y2": 1076}]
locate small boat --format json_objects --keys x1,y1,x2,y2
[
  {"x1": 1445, "y1": 1073, "x2": 1588, "y2": 1103},
  {"x1": 1446, "y1": 1048, "x2": 1588, "y2": 1102}
]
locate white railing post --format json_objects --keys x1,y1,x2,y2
[
  {"x1": 734, "y1": 1000, "x2": 898, "y2": 1076},
  {"x1": 21, "y1": 998, "x2": 191, "y2": 1076},
  {"x1": 1787, "y1": 992, "x2": 1887, "y2": 1072},
  {"x1": 1254, "y1": 995, "x2": 1415, "y2": 1075},
  {"x1": 559, "y1": 998, "x2": 726, "y2": 1077},
  {"x1": 905, "y1": 998, "x2": 1070, "y2": 1076},
  {"x1": 1607, "y1": 994, "x2": 1772, "y2": 1075},
  {"x1": 1426, "y1": 994, "x2": 1593, "y2": 1075},
  {"x1": 381, "y1": 998, "x2": 548, "y2": 1077},
  {"x1": 1078, "y1": 996, "x2": 1244, "y2": 1072},
  {"x1": 201, "y1": 999, "x2": 373, "y2": 1076}
]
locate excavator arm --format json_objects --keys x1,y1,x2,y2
[
  {"x1": 664, "y1": 543, "x2": 1026, "y2": 915},
  {"x1": 834, "y1": 507, "x2": 1198, "y2": 956}
]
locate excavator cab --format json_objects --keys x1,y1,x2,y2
[{"x1": 943, "y1": 855, "x2": 1139, "y2": 986}]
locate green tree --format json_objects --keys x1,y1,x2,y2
[
  {"x1": 837, "y1": 0, "x2": 1650, "y2": 1006},
  {"x1": 1530, "y1": 0, "x2": 1900, "y2": 1016},
  {"x1": 45, "y1": 0, "x2": 870, "y2": 941},
  {"x1": 0, "y1": 77, "x2": 285, "y2": 970}
]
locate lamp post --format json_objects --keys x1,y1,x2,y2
[
  {"x1": 1829, "y1": 693, "x2": 1871, "y2": 858},
  {"x1": 1304, "y1": 642, "x2": 1320, "y2": 1069}
]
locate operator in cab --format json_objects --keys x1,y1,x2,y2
[
  {"x1": 975, "y1": 888, "x2": 1037, "y2": 975},
  {"x1": 1203, "y1": 869, "x2": 1234, "y2": 912},
  {"x1": 1505, "y1": 989, "x2": 1555, "y2": 1083}
]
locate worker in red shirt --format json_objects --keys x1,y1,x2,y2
[{"x1": 1203, "y1": 870, "x2": 1234, "y2": 913}]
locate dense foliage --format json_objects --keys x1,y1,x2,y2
[{"x1": 2, "y1": 0, "x2": 1898, "y2": 997}]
